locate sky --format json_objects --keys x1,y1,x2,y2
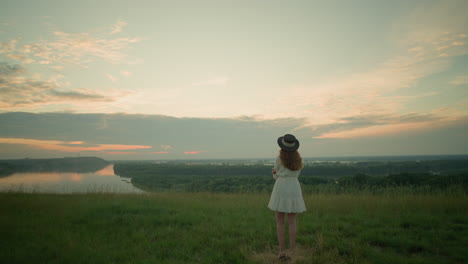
[{"x1": 0, "y1": 0, "x2": 467, "y2": 159}]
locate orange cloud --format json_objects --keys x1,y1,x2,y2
[
  {"x1": 160, "y1": 145, "x2": 172, "y2": 150},
  {"x1": 0, "y1": 63, "x2": 114, "y2": 110},
  {"x1": 68, "y1": 141, "x2": 84, "y2": 145},
  {"x1": 313, "y1": 121, "x2": 435, "y2": 139},
  {"x1": 150, "y1": 151, "x2": 169, "y2": 154},
  {"x1": 184, "y1": 151, "x2": 206, "y2": 155},
  {"x1": 0, "y1": 138, "x2": 151, "y2": 153},
  {"x1": 103, "y1": 152, "x2": 138, "y2": 154}
]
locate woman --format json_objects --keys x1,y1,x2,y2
[{"x1": 268, "y1": 134, "x2": 306, "y2": 260}]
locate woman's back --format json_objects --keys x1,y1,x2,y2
[
  {"x1": 268, "y1": 154, "x2": 306, "y2": 213},
  {"x1": 273, "y1": 156, "x2": 302, "y2": 178}
]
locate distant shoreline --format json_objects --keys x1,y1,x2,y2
[
  {"x1": 0, "y1": 157, "x2": 109, "y2": 177},
  {"x1": 2, "y1": 154, "x2": 467, "y2": 163},
  {"x1": 108, "y1": 154, "x2": 468, "y2": 163}
]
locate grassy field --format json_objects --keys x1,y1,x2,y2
[{"x1": 1, "y1": 192, "x2": 467, "y2": 264}]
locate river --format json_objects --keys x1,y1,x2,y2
[{"x1": 0, "y1": 164, "x2": 144, "y2": 193}]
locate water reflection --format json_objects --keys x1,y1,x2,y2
[
  {"x1": 94, "y1": 165, "x2": 116, "y2": 176},
  {"x1": 0, "y1": 165, "x2": 144, "y2": 193}
]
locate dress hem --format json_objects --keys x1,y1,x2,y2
[{"x1": 267, "y1": 206, "x2": 306, "y2": 214}]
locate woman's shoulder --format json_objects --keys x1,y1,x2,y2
[
  {"x1": 274, "y1": 156, "x2": 280, "y2": 163},
  {"x1": 275, "y1": 156, "x2": 282, "y2": 166}
]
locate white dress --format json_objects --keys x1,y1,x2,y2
[{"x1": 268, "y1": 156, "x2": 306, "y2": 213}]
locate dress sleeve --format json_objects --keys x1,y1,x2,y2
[
  {"x1": 274, "y1": 157, "x2": 280, "y2": 171},
  {"x1": 273, "y1": 157, "x2": 280, "y2": 180}
]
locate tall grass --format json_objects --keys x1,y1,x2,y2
[
  {"x1": 302, "y1": 183, "x2": 467, "y2": 196},
  {"x1": 1, "y1": 192, "x2": 467, "y2": 264}
]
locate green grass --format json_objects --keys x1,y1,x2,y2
[{"x1": 1, "y1": 192, "x2": 467, "y2": 264}]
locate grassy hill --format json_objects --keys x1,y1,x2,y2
[{"x1": 1, "y1": 192, "x2": 467, "y2": 264}]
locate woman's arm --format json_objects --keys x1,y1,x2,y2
[{"x1": 272, "y1": 157, "x2": 280, "y2": 179}]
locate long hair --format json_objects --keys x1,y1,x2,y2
[{"x1": 279, "y1": 149, "x2": 303, "y2": 171}]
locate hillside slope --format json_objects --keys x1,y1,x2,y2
[{"x1": 1, "y1": 192, "x2": 467, "y2": 264}]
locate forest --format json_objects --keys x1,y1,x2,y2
[{"x1": 113, "y1": 160, "x2": 468, "y2": 193}]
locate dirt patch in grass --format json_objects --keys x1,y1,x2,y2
[{"x1": 249, "y1": 244, "x2": 315, "y2": 264}]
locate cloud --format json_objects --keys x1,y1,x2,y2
[
  {"x1": 110, "y1": 19, "x2": 128, "y2": 35},
  {"x1": 104, "y1": 151, "x2": 137, "y2": 154},
  {"x1": 308, "y1": 113, "x2": 455, "y2": 139},
  {"x1": 274, "y1": 1, "x2": 468, "y2": 137},
  {"x1": 37, "y1": 31, "x2": 141, "y2": 65},
  {"x1": 120, "y1": 71, "x2": 132, "y2": 77},
  {"x1": 0, "y1": 40, "x2": 17, "y2": 54},
  {"x1": 0, "y1": 112, "x2": 304, "y2": 148},
  {"x1": 1, "y1": 22, "x2": 141, "y2": 67},
  {"x1": 0, "y1": 112, "x2": 467, "y2": 159},
  {"x1": 0, "y1": 62, "x2": 113, "y2": 109},
  {"x1": 50, "y1": 65, "x2": 64, "y2": 71},
  {"x1": 0, "y1": 62, "x2": 25, "y2": 75},
  {"x1": 0, "y1": 20, "x2": 141, "y2": 112},
  {"x1": 50, "y1": 90, "x2": 111, "y2": 100},
  {"x1": 97, "y1": 115, "x2": 110, "y2": 129},
  {"x1": 184, "y1": 151, "x2": 207, "y2": 155},
  {"x1": 392, "y1": 0, "x2": 468, "y2": 48},
  {"x1": 285, "y1": 31, "x2": 465, "y2": 124},
  {"x1": 314, "y1": 122, "x2": 436, "y2": 139},
  {"x1": 450, "y1": 74, "x2": 468, "y2": 85},
  {"x1": 6, "y1": 54, "x2": 35, "y2": 64},
  {"x1": 191, "y1": 76, "x2": 229, "y2": 86},
  {"x1": 0, "y1": 138, "x2": 152, "y2": 153},
  {"x1": 106, "y1": 73, "x2": 118, "y2": 82}
]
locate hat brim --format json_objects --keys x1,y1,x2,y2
[{"x1": 277, "y1": 136, "x2": 300, "y2": 152}]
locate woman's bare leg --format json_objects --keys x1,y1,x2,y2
[
  {"x1": 288, "y1": 213, "x2": 297, "y2": 252},
  {"x1": 275, "y1": 212, "x2": 286, "y2": 256}
]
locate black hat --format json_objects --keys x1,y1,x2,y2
[{"x1": 277, "y1": 134, "x2": 300, "y2": 152}]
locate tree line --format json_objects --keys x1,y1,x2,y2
[{"x1": 113, "y1": 161, "x2": 468, "y2": 193}]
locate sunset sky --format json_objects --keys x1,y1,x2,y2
[{"x1": 1, "y1": 0, "x2": 467, "y2": 159}]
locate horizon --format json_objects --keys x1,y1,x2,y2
[
  {"x1": 1, "y1": 0, "x2": 468, "y2": 159},
  {"x1": 2, "y1": 153, "x2": 468, "y2": 162}
]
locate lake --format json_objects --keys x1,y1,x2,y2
[{"x1": 0, "y1": 164, "x2": 144, "y2": 193}]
